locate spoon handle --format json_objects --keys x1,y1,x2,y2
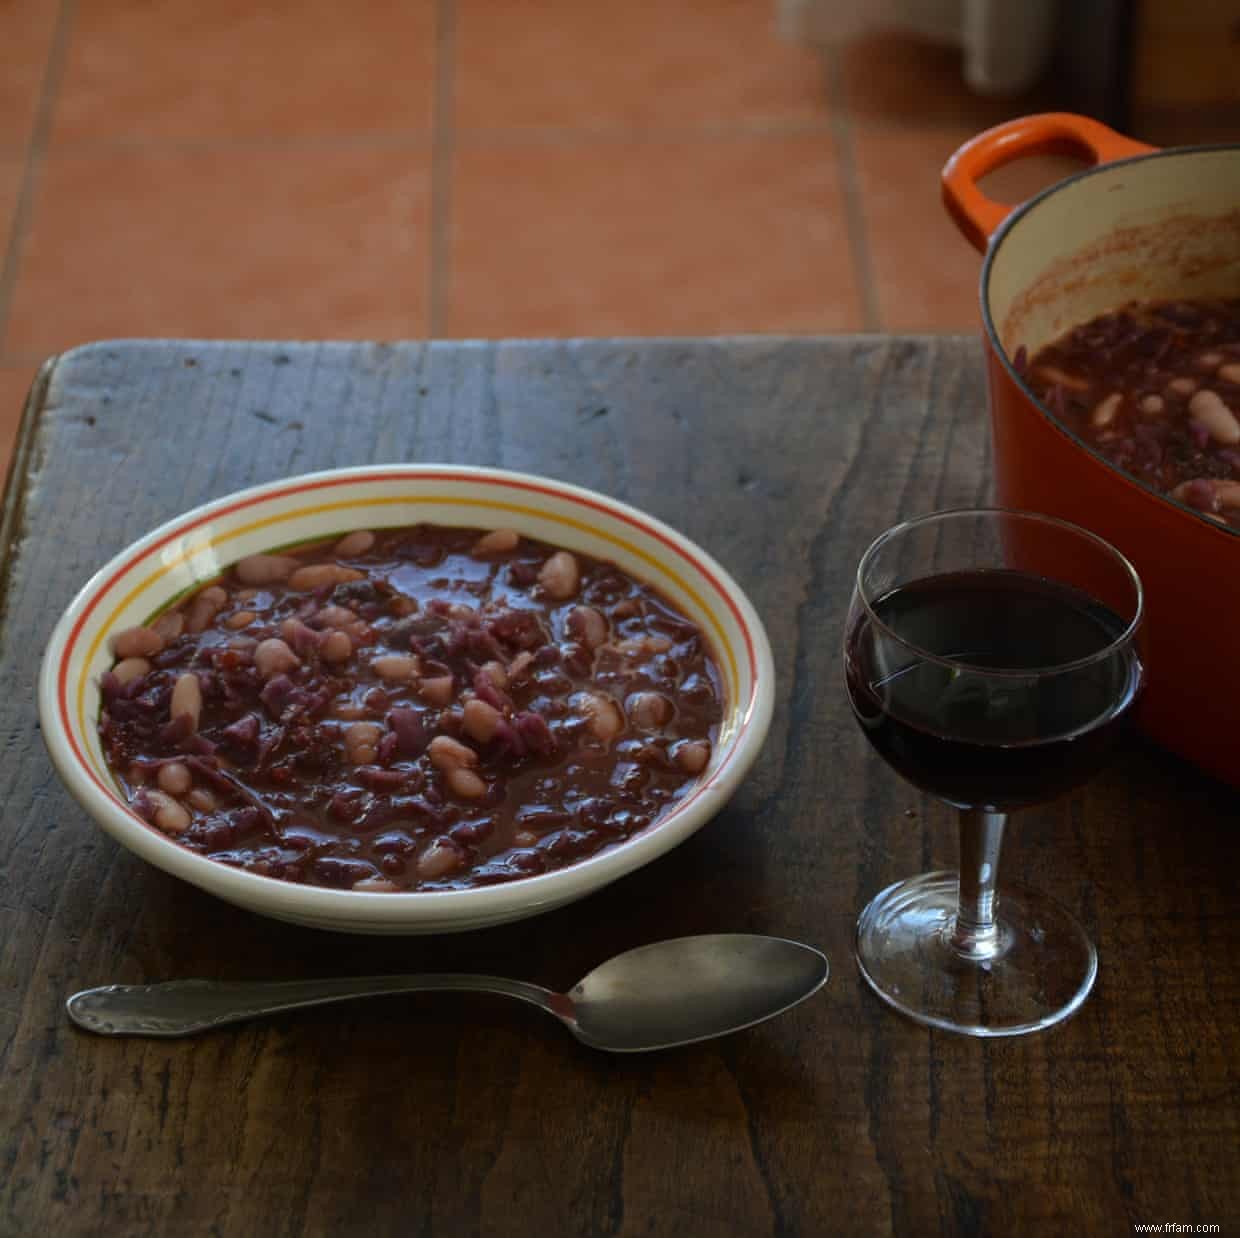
[{"x1": 66, "y1": 974, "x2": 563, "y2": 1038}]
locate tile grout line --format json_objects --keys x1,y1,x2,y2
[
  {"x1": 22, "y1": 117, "x2": 839, "y2": 159},
  {"x1": 823, "y1": 47, "x2": 882, "y2": 332},
  {"x1": 25, "y1": 131, "x2": 441, "y2": 158},
  {"x1": 428, "y1": 0, "x2": 456, "y2": 339},
  {"x1": 0, "y1": 115, "x2": 861, "y2": 171},
  {"x1": 0, "y1": 0, "x2": 77, "y2": 354}
]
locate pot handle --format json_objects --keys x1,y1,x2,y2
[{"x1": 942, "y1": 112, "x2": 1157, "y2": 253}]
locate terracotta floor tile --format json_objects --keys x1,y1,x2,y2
[
  {"x1": 0, "y1": 363, "x2": 39, "y2": 484},
  {"x1": 4, "y1": 145, "x2": 431, "y2": 357},
  {"x1": 0, "y1": 0, "x2": 58, "y2": 152},
  {"x1": 849, "y1": 123, "x2": 985, "y2": 333},
  {"x1": 51, "y1": 0, "x2": 435, "y2": 146},
  {"x1": 850, "y1": 120, "x2": 1090, "y2": 332},
  {"x1": 837, "y1": 31, "x2": 1055, "y2": 130},
  {"x1": 447, "y1": 135, "x2": 862, "y2": 338},
  {"x1": 455, "y1": 0, "x2": 828, "y2": 133}
]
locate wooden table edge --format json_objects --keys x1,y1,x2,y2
[{"x1": 0, "y1": 355, "x2": 56, "y2": 582}]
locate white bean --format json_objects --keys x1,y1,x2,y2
[
  {"x1": 279, "y1": 617, "x2": 320, "y2": 648},
  {"x1": 1090, "y1": 392, "x2": 1122, "y2": 428},
  {"x1": 372, "y1": 654, "x2": 420, "y2": 683},
  {"x1": 344, "y1": 721, "x2": 383, "y2": 764},
  {"x1": 417, "y1": 839, "x2": 463, "y2": 880},
  {"x1": 462, "y1": 698, "x2": 502, "y2": 743},
  {"x1": 566, "y1": 605, "x2": 608, "y2": 649},
  {"x1": 472, "y1": 528, "x2": 520, "y2": 556},
  {"x1": 321, "y1": 630, "x2": 353, "y2": 663},
  {"x1": 188, "y1": 788, "x2": 216, "y2": 813},
  {"x1": 288, "y1": 563, "x2": 365, "y2": 591},
  {"x1": 1219, "y1": 363, "x2": 1240, "y2": 385},
  {"x1": 576, "y1": 691, "x2": 623, "y2": 741},
  {"x1": 1170, "y1": 479, "x2": 1217, "y2": 511},
  {"x1": 1139, "y1": 394, "x2": 1164, "y2": 415},
  {"x1": 111, "y1": 657, "x2": 151, "y2": 686},
  {"x1": 428, "y1": 735, "x2": 478, "y2": 771},
  {"x1": 506, "y1": 652, "x2": 535, "y2": 682},
  {"x1": 1189, "y1": 389, "x2": 1240, "y2": 444},
  {"x1": 418, "y1": 675, "x2": 455, "y2": 706},
  {"x1": 157, "y1": 762, "x2": 192, "y2": 795},
  {"x1": 675, "y1": 740, "x2": 711, "y2": 775},
  {"x1": 1215, "y1": 480, "x2": 1240, "y2": 510},
  {"x1": 170, "y1": 673, "x2": 202, "y2": 731},
  {"x1": 352, "y1": 876, "x2": 400, "y2": 892},
  {"x1": 1034, "y1": 364, "x2": 1089, "y2": 391},
  {"x1": 334, "y1": 530, "x2": 375, "y2": 557},
  {"x1": 111, "y1": 626, "x2": 163, "y2": 659},
  {"x1": 446, "y1": 768, "x2": 487, "y2": 799},
  {"x1": 254, "y1": 638, "x2": 301, "y2": 678},
  {"x1": 479, "y1": 660, "x2": 508, "y2": 690},
  {"x1": 147, "y1": 790, "x2": 190, "y2": 834},
  {"x1": 538, "y1": 551, "x2": 580, "y2": 600},
  {"x1": 1197, "y1": 351, "x2": 1224, "y2": 369},
  {"x1": 1168, "y1": 377, "x2": 1198, "y2": 397},
  {"x1": 234, "y1": 553, "x2": 299, "y2": 585},
  {"x1": 186, "y1": 586, "x2": 228, "y2": 634},
  {"x1": 614, "y1": 635, "x2": 673, "y2": 657},
  {"x1": 316, "y1": 605, "x2": 358, "y2": 628},
  {"x1": 627, "y1": 691, "x2": 672, "y2": 729},
  {"x1": 224, "y1": 610, "x2": 256, "y2": 630}
]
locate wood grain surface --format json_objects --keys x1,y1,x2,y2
[{"x1": 1, "y1": 338, "x2": 1236, "y2": 1237}]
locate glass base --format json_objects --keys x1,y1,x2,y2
[{"x1": 855, "y1": 871, "x2": 1097, "y2": 1037}]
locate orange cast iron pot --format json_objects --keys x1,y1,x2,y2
[{"x1": 943, "y1": 112, "x2": 1240, "y2": 788}]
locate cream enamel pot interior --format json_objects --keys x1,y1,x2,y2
[{"x1": 943, "y1": 112, "x2": 1240, "y2": 787}]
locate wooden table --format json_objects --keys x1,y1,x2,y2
[{"x1": 2, "y1": 339, "x2": 1237, "y2": 1237}]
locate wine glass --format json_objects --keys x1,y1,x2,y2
[{"x1": 843, "y1": 508, "x2": 1144, "y2": 1037}]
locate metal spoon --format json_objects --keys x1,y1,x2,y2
[{"x1": 66, "y1": 934, "x2": 828, "y2": 1052}]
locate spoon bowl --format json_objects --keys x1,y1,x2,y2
[
  {"x1": 570, "y1": 934, "x2": 829, "y2": 1051},
  {"x1": 66, "y1": 934, "x2": 829, "y2": 1052}
]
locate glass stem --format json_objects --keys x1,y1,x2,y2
[{"x1": 950, "y1": 808, "x2": 1008, "y2": 961}]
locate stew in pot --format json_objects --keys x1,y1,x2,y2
[{"x1": 1022, "y1": 297, "x2": 1240, "y2": 527}]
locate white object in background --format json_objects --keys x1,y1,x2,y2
[{"x1": 778, "y1": 0, "x2": 1060, "y2": 98}]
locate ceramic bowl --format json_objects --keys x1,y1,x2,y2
[{"x1": 38, "y1": 465, "x2": 775, "y2": 934}]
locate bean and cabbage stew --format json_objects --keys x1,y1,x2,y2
[
  {"x1": 1022, "y1": 297, "x2": 1240, "y2": 527},
  {"x1": 98, "y1": 524, "x2": 724, "y2": 891}
]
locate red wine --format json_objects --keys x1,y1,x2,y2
[{"x1": 844, "y1": 569, "x2": 1142, "y2": 809}]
